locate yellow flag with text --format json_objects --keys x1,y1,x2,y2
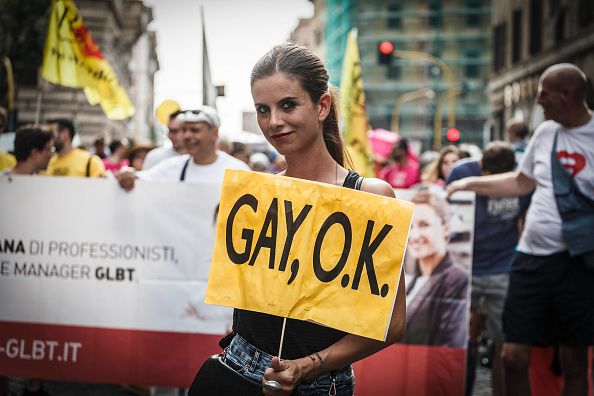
[
  {"x1": 205, "y1": 170, "x2": 413, "y2": 340},
  {"x1": 41, "y1": 0, "x2": 134, "y2": 120},
  {"x1": 340, "y1": 28, "x2": 373, "y2": 177}
]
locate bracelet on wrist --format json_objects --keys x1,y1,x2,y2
[
  {"x1": 314, "y1": 352, "x2": 324, "y2": 374},
  {"x1": 307, "y1": 354, "x2": 320, "y2": 378},
  {"x1": 307, "y1": 354, "x2": 316, "y2": 373}
]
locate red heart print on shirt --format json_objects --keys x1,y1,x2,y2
[{"x1": 557, "y1": 151, "x2": 586, "y2": 176}]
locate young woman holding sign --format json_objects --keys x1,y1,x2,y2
[{"x1": 192, "y1": 44, "x2": 406, "y2": 396}]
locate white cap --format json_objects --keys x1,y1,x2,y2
[
  {"x1": 174, "y1": 106, "x2": 220, "y2": 128},
  {"x1": 249, "y1": 152, "x2": 270, "y2": 167}
]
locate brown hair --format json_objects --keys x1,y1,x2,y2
[
  {"x1": 482, "y1": 141, "x2": 515, "y2": 175},
  {"x1": 422, "y1": 145, "x2": 460, "y2": 183},
  {"x1": 14, "y1": 127, "x2": 53, "y2": 161},
  {"x1": 436, "y1": 145, "x2": 460, "y2": 180},
  {"x1": 411, "y1": 187, "x2": 451, "y2": 224},
  {"x1": 250, "y1": 43, "x2": 346, "y2": 166}
]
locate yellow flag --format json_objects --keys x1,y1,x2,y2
[
  {"x1": 41, "y1": 0, "x2": 134, "y2": 120},
  {"x1": 205, "y1": 170, "x2": 413, "y2": 340},
  {"x1": 340, "y1": 28, "x2": 372, "y2": 177}
]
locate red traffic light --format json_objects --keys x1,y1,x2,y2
[
  {"x1": 446, "y1": 128, "x2": 461, "y2": 142},
  {"x1": 378, "y1": 41, "x2": 395, "y2": 55}
]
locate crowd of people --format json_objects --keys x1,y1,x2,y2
[
  {"x1": 0, "y1": 43, "x2": 593, "y2": 396},
  {"x1": 0, "y1": 114, "x2": 285, "y2": 182}
]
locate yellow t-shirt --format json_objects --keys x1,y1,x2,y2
[
  {"x1": 46, "y1": 148, "x2": 105, "y2": 177},
  {"x1": 0, "y1": 152, "x2": 16, "y2": 172}
]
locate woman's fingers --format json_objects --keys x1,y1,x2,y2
[{"x1": 262, "y1": 357, "x2": 301, "y2": 395}]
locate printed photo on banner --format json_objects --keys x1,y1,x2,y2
[
  {"x1": 352, "y1": 187, "x2": 474, "y2": 396},
  {"x1": 206, "y1": 169, "x2": 414, "y2": 341},
  {"x1": 397, "y1": 187, "x2": 474, "y2": 348}
]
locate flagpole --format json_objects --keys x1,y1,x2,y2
[
  {"x1": 263, "y1": 317, "x2": 287, "y2": 392},
  {"x1": 277, "y1": 317, "x2": 287, "y2": 360},
  {"x1": 201, "y1": 5, "x2": 206, "y2": 106},
  {"x1": 200, "y1": 5, "x2": 216, "y2": 109},
  {"x1": 2, "y1": 56, "x2": 15, "y2": 130},
  {"x1": 34, "y1": 68, "x2": 44, "y2": 126}
]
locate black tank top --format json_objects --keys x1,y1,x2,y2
[{"x1": 232, "y1": 170, "x2": 363, "y2": 359}]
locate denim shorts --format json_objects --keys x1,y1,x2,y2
[{"x1": 221, "y1": 334, "x2": 355, "y2": 395}]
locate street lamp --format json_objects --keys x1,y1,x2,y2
[
  {"x1": 391, "y1": 87, "x2": 435, "y2": 132},
  {"x1": 390, "y1": 49, "x2": 457, "y2": 150}
]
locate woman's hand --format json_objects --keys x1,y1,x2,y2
[{"x1": 262, "y1": 357, "x2": 303, "y2": 395}]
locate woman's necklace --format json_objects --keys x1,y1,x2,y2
[{"x1": 335, "y1": 161, "x2": 338, "y2": 186}]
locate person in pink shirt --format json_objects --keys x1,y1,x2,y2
[
  {"x1": 378, "y1": 137, "x2": 420, "y2": 188},
  {"x1": 103, "y1": 140, "x2": 129, "y2": 173}
]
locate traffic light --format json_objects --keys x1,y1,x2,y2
[
  {"x1": 377, "y1": 41, "x2": 394, "y2": 66},
  {"x1": 446, "y1": 128, "x2": 461, "y2": 143}
]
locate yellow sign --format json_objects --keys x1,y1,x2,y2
[
  {"x1": 340, "y1": 28, "x2": 373, "y2": 177},
  {"x1": 205, "y1": 170, "x2": 414, "y2": 341},
  {"x1": 41, "y1": 0, "x2": 134, "y2": 120}
]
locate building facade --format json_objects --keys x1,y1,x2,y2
[
  {"x1": 9, "y1": 0, "x2": 158, "y2": 145},
  {"x1": 489, "y1": 0, "x2": 594, "y2": 139},
  {"x1": 312, "y1": 0, "x2": 492, "y2": 150},
  {"x1": 325, "y1": 0, "x2": 356, "y2": 86},
  {"x1": 129, "y1": 26, "x2": 160, "y2": 144},
  {"x1": 290, "y1": 0, "x2": 327, "y2": 63}
]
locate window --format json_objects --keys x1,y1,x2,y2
[
  {"x1": 15, "y1": 65, "x2": 39, "y2": 86},
  {"x1": 554, "y1": 7, "x2": 566, "y2": 44},
  {"x1": 512, "y1": 9, "x2": 522, "y2": 64},
  {"x1": 465, "y1": 0, "x2": 481, "y2": 27},
  {"x1": 578, "y1": 0, "x2": 594, "y2": 28},
  {"x1": 548, "y1": 0, "x2": 560, "y2": 17},
  {"x1": 493, "y1": 22, "x2": 507, "y2": 72},
  {"x1": 387, "y1": 63, "x2": 402, "y2": 80},
  {"x1": 387, "y1": 2, "x2": 402, "y2": 29},
  {"x1": 429, "y1": 0, "x2": 442, "y2": 28},
  {"x1": 465, "y1": 49, "x2": 480, "y2": 78},
  {"x1": 529, "y1": 0, "x2": 542, "y2": 54}
]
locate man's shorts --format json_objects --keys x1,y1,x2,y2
[
  {"x1": 503, "y1": 251, "x2": 594, "y2": 346},
  {"x1": 471, "y1": 273, "x2": 509, "y2": 343}
]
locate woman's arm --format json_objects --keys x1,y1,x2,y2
[
  {"x1": 262, "y1": 178, "x2": 407, "y2": 395},
  {"x1": 263, "y1": 268, "x2": 406, "y2": 395},
  {"x1": 316, "y1": 265, "x2": 406, "y2": 364}
]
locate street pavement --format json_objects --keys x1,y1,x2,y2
[
  {"x1": 6, "y1": 380, "x2": 151, "y2": 396},
  {"x1": 473, "y1": 365, "x2": 493, "y2": 396}
]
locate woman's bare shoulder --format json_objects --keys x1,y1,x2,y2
[{"x1": 360, "y1": 177, "x2": 396, "y2": 198}]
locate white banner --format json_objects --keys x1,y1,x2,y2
[{"x1": 0, "y1": 175, "x2": 231, "y2": 335}]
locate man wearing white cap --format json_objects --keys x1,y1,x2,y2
[
  {"x1": 141, "y1": 110, "x2": 185, "y2": 170},
  {"x1": 117, "y1": 106, "x2": 249, "y2": 189}
]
